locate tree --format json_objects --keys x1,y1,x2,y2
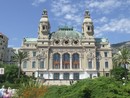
[
  {"x1": 0, "y1": 64, "x2": 18, "y2": 83},
  {"x1": 113, "y1": 47, "x2": 130, "y2": 80},
  {"x1": 111, "y1": 66, "x2": 128, "y2": 80},
  {"x1": 13, "y1": 50, "x2": 28, "y2": 79}
]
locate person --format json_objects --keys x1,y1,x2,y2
[
  {"x1": 2, "y1": 89, "x2": 10, "y2": 98},
  {"x1": 0, "y1": 85, "x2": 5, "y2": 98},
  {"x1": 7, "y1": 87, "x2": 12, "y2": 97}
]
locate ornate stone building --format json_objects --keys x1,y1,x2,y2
[{"x1": 20, "y1": 9, "x2": 112, "y2": 84}]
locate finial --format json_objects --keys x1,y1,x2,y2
[
  {"x1": 42, "y1": 9, "x2": 47, "y2": 16},
  {"x1": 85, "y1": 10, "x2": 90, "y2": 18}
]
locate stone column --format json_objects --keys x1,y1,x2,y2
[
  {"x1": 80, "y1": 56, "x2": 81, "y2": 69},
  {"x1": 50, "y1": 56, "x2": 53, "y2": 69},
  {"x1": 60, "y1": 55, "x2": 62, "y2": 70},
  {"x1": 70, "y1": 55, "x2": 72, "y2": 69}
]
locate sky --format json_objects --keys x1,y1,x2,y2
[{"x1": 0, "y1": 0, "x2": 130, "y2": 47}]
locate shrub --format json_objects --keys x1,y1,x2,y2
[{"x1": 15, "y1": 79, "x2": 47, "y2": 98}]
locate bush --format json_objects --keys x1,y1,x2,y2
[
  {"x1": 44, "y1": 77, "x2": 130, "y2": 98},
  {"x1": 0, "y1": 81, "x2": 19, "y2": 89},
  {"x1": 15, "y1": 79, "x2": 47, "y2": 98}
]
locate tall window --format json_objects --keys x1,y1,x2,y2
[
  {"x1": 40, "y1": 61, "x2": 44, "y2": 69},
  {"x1": 53, "y1": 53, "x2": 60, "y2": 69},
  {"x1": 96, "y1": 61, "x2": 100, "y2": 70},
  {"x1": 73, "y1": 73, "x2": 79, "y2": 80},
  {"x1": 72, "y1": 53, "x2": 79, "y2": 69},
  {"x1": 53, "y1": 73, "x2": 59, "y2": 80},
  {"x1": 105, "y1": 61, "x2": 108, "y2": 68},
  {"x1": 33, "y1": 52, "x2": 36, "y2": 57},
  {"x1": 104, "y1": 52, "x2": 108, "y2": 57},
  {"x1": 63, "y1": 73, "x2": 69, "y2": 80},
  {"x1": 32, "y1": 61, "x2": 36, "y2": 68},
  {"x1": 23, "y1": 61, "x2": 27, "y2": 68},
  {"x1": 88, "y1": 60, "x2": 92, "y2": 69},
  {"x1": 96, "y1": 52, "x2": 100, "y2": 57},
  {"x1": 62, "y1": 53, "x2": 70, "y2": 69}
]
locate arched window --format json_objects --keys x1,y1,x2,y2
[
  {"x1": 32, "y1": 61, "x2": 36, "y2": 68},
  {"x1": 53, "y1": 53, "x2": 60, "y2": 69},
  {"x1": 62, "y1": 53, "x2": 70, "y2": 69},
  {"x1": 72, "y1": 53, "x2": 79, "y2": 69},
  {"x1": 23, "y1": 61, "x2": 27, "y2": 68}
]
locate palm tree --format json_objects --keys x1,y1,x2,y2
[
  {"x1": 13, "y1": 50, "x2": 28, "y2": 79},
  {"x1": 113, "y1": 47, "x2": 130, "y2": 80}
]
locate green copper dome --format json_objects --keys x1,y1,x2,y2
[{"x1": 51, "y1": 26, "x2": 82, "y2": 39}]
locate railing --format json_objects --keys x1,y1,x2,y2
[
  {"x1": 63, "y1": 61, "x2": 70, "y2": 65},
  {"x1": 53, "y1": 61, "x2": 60, "y2": 65},
  {"x1": 72, "y1": 61, "x2": 79, "y2": 65}
]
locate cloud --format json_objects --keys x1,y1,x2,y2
[
  {"x1": 51, "y1": 0, "x2": 78, "y2": 16},
  {"x1": 32, "y1": 0, "x2": 46, "y2": 6},
  {"x1": 94, "y1": 16, "x2": 108, "y2": 24},
  {"x1": 51, "y1": 0, "x2": 84, "y2": 29},
  {"x1": 50, "y1": 0, "x2": 130, "y2": 37},
  {"x1": 86, "y1": 0, "x2": 122, "y2": 14},
  {"x1": 95, "y1": 18, "x2": 130, "y2": 37}
]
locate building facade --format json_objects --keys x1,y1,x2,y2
[
  {"x1": 0, "y1": 33, "x2": 19, "y2": 64},
  {"x1": 20, "y1": 10, "x2": 112, "y2": 83},
  {"x1": 0, "y1": 33, "x2": 8, "y2": 63}
]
